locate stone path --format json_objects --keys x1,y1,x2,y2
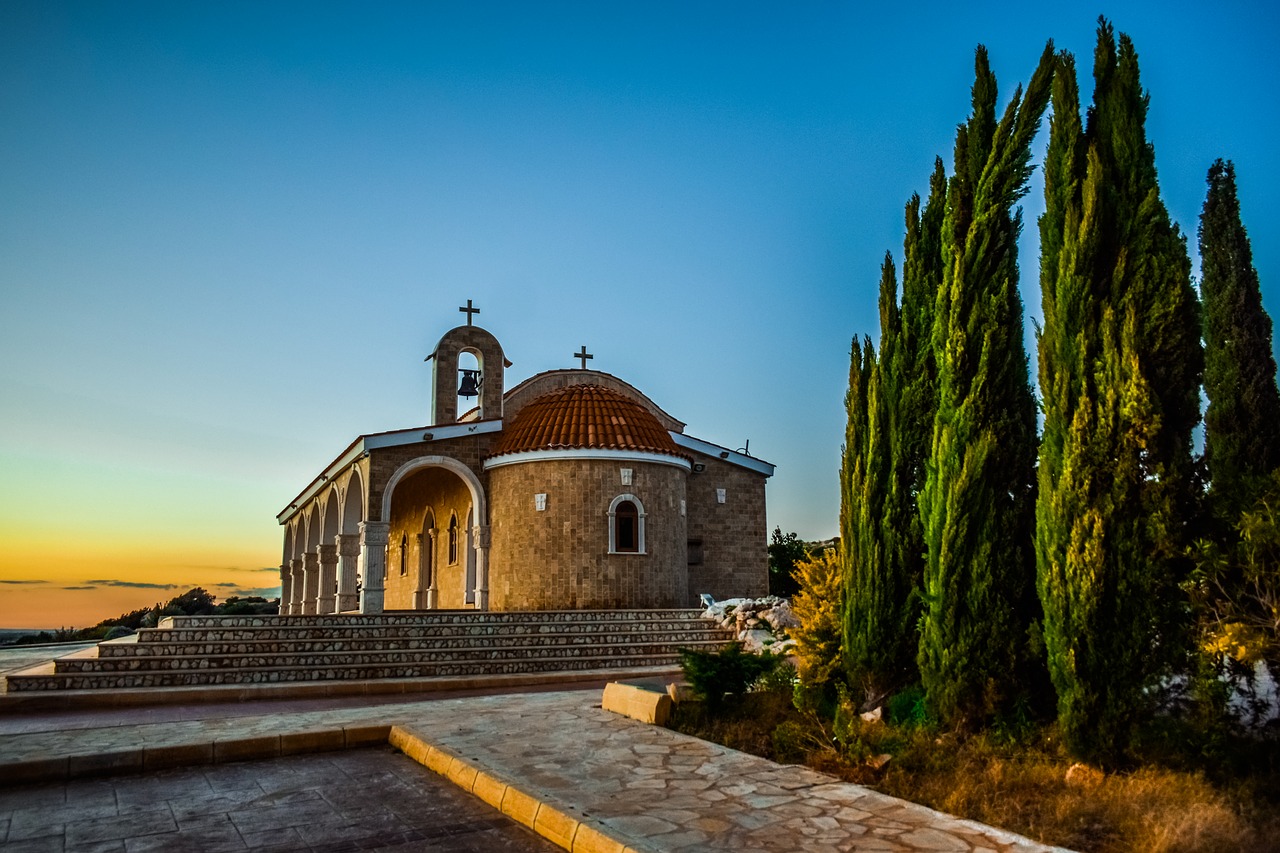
[
  {"x1": 1, "y1": 747, "x2": 560, "y2": 852},
  {"x1": 0, "y1": 687, "x2": 1069, "y2": 852}
]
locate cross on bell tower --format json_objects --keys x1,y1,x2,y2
[
  {"x1": 425, "y1": 299, "x2": 510, "y2": 425},
  {"x1": 459, "y1": 299, "x2": 480, "y2": 326},
  {"x1": 574, "y1": 346, "x2": 593, "y2": 369}
]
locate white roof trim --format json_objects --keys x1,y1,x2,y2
[
  {"x1": 671, "y1": 433, "x2": 775, "y2": 477},
  {"x1": 365, "y1": 418, "x2": 503, "y2": 450},
  {"x1": 484, "y1": 448, "x2": 692, "y2": 472},
  {"x1": 277, "y1": 420, "x2": 504, "y2": 523}
]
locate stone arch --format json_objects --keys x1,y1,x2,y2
[
  {"x1": 321, "y1": 488, "x2": 340, "y2": 540},
  {"x1": 380, "y1": 456, "x2": 486, "y2": 527},
  {"x1": 283, "y1": 521, "x2": 297, "y2": 564},
  {"x1": 381, "y1": 455, "x2": 489, "y2": 609},
  {"x1": 341, "y1": 467, "x2": 365, "y2": 535},
  {"x1": 305, "y1": 505, "x2": 321, "y2": 552}
]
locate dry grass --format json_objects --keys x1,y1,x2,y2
[{"x1": 669, "y1": 693, "x2": 1280, "y2": 852}]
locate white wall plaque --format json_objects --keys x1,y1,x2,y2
[{"x1": 535, "y1": 493, "x2": 547, "y2": 511}]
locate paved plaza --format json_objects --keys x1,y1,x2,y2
[
  {"x1": 1, "y1": 746, "x2": 558, "y2": 853},
  {"x1": 0, "y1": 678, "x2": 1067, "y2": 852}
]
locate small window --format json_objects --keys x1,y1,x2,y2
[
  {"x1": 616, "y1": 502, "x2": 638, "y2": 552},
  {"x1": 448, "y1": 514, "x2": 459, "y2": 565},
  {"x1": 608, "y1": 494, "x2": 646, "y2": 554},
  {"x1": 399, "y1": 534, "x2": 408, "y2": 576}
]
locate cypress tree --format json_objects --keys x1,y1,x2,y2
[
  {"x1": 1200, "y1": 159, "x2": 1280, "y2": 515},
  {"x1": 841, "y1": 283, "x2": 895, "y2": 699},
  {"x1": 917, "y1": 44, "x2": 1052, "y2": 727},
  {"x1": 1036, "y1": 21, "x2": 1202, "y2": 761},
  {"x1": 842, "y1": 165, "x2": 947, "y2": 701}
]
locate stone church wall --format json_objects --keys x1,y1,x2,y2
[
  {"x1": 684, "y1": 454, "x2": 769, "y2": 601},
  {"x1": 487, "y1": 458, "x2": 689, "y2": 609}
]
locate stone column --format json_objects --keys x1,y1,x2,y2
[
  {"x1": 425, "y1": 528, "x2": 438, "y2": 609},
  {"x1": 289, "y1": 558, "x2": 304, "y2": 615},
  {"x1": 278, "y1": 564, "x2": 292, "y2": 615},
  {"x1": 472, "y1": 524, "x2": 490, "y2": 610},
  {"x1": 411, "y1": 533, "x2": 427, "y2": 610},
  {"x1": 358, "y1": 520, "x2": 389, "y2": 614},
  {"x1": 335, "y1": 533, "x2": 360, "y2": 613},
  {"x1": 316, "y1": 543, "x2": 338, "y2": 615},
  {"x1": 301, "y1": 551, "x2": 319, "y2": 615}
]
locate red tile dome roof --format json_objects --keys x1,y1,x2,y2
[{"x1": 489, "y1": 384, "x2": 686, "y2": 459}]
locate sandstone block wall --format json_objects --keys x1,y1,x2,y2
[
  {"x1": 487, "y1": 458, "x2": 689, "y2": 609},
  {"x1": 684, "y1": 453, "x2": 769, "y2": 601}
]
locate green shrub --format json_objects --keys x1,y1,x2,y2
[
  {"x1": 886, "y1": 685, "x2": 935, "y2": 727},
  {"x1": 679, "y1": 643, "x2": 780, "y2": 710}
]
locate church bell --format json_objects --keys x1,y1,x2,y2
[{"x1": 457, "y1": 368, "x2": 482, "y2": 398}]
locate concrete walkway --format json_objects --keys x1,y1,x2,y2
[{"x1": 0, "y1": 684, "x2": 1067, "y2": 853}]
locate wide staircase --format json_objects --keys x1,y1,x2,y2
[{"x1": 3, "y1": 609, "x2": 731, "y2": 693}]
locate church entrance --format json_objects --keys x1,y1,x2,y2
[{"x1": 382, "y1": 459, "x2": 486, "y2": 610}]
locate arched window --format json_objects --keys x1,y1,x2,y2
[
  {"x1": 399, "y1": 533, "x2": 408, "y2": 576},
  {"x1": 448, "y1": 514, "x2": 459, "y2": 565},
  {"x1": 608, "y1": 494, "x2": 646, "y2": 554}
]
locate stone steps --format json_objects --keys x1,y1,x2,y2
[
  {"x1": 158, "y1": 609, "x2": 701, "y2": 629},
  {"x1": 3, "y1": 609, "x2": 730, "y2": 693},
  {"x1": 101, "y1": 631, "x2": 723, "y2": 658},
  {"x1": 60, "y1": 640, "x2": 727, "y2": 672},
  {"x1": 129, "y1": 623, "x2": 720, "y2": 644}
]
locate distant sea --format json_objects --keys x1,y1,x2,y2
[{"x1": 0, "y1": 628, "x2": 45, "y2": 644}]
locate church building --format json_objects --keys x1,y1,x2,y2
[{"x1": 276, "y1": 302, "x2": 774, "y2": 614}]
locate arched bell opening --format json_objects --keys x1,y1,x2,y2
[{"x1": 457, "y1": 349, "x2": 482, "y2": 421}]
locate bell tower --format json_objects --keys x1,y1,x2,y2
[{"x1": 425, "y1": 300, "x2": 511, "y2": 425}]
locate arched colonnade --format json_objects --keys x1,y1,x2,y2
[{"x1": 277, "y1": 456, "x2": 490, "y2": 614}]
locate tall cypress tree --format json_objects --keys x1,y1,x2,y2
[
  {"x1": 917, "y1": 44, "x2": 1052, "y2": 727},
  {"x1": 842, "y1": 165, "x2": 947, "y2": 701},
  {"x1": 841, "y1": 292, "x2": 895, "y2": 698},
  {"x1": 1200, "y1": 159, "x2": 1280, "y2": 515},
  {"x1": 1036, "y1": 21, "x2": 1202, "y2": 761}
]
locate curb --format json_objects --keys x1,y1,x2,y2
[{"x1": 388, "y1": 726, "x2": 651, "y2": 853}]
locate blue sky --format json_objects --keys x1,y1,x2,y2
[{"x1": 1, "y1": 1, "x2": 1277, "y2": 625}]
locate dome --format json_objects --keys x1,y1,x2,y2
[{"x1": 488, "y1": 384, "x2": 686, "y2": 459}]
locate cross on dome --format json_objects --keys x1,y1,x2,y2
[{"x1": 574, "y1": 346, "x2": 593, "y2": 369}]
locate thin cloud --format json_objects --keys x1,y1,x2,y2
[
  {"x1": 220, "y1": 586, "x2": 281, "y2": 598},
  {"x1": 0, "y1": 579, "x2": 46, "y2": 585},
  {"x1": 174, "y1": 565, "x2": 280, "y2": 575},
  {"x1": 83, "y1": 580, "x2": 179, "y2": 590},
  {"x1": 62, "y1": 585, "x2": 95, "y2": 590}
]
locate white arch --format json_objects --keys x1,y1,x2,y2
[
  {"x1": 608, "y1": 493, "x2": 646, "y2": 554},
  {"x1": 380, "y1": 455, "x2": 487, "y2": 526},
  {"x1": 291, "y1": 521, "x2": 305, "y2": 560},
  {"x1": 341, "y1": 466, "x2": 365, "y2": 535},
  {"x1": 305, "y1": 505, "x2": 321, "y2": 550},
  {"x1": 320, "y1": 487, "x2": 340, "y2": 540}
]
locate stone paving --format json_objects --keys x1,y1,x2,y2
[
  {"x1": 0, "y1": 687, "x2": 1069, "y2": 852},
  {"x1": 0, "y1": 747, "x2": 560, "y2": 852}
]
